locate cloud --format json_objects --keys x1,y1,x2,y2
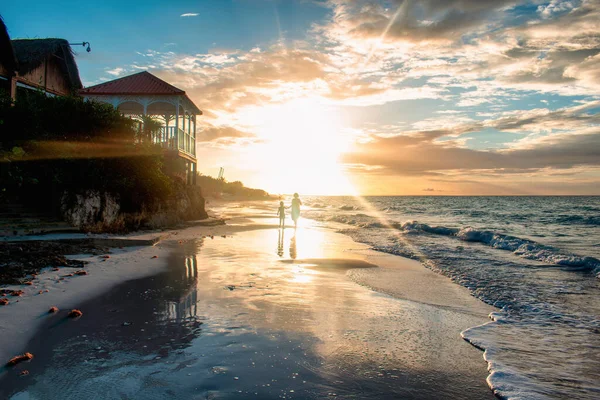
[
  {"x1": 197, "y1": 124, "x2": 255, "y2": 142},
  {"x1": 342, "y1": 101, "x2": 600, "y2": 176},
  {"x1": 105, "y1": 67, "x2": 125, "y2": 76},
  {"x1": 180, "y1": 13, "x2": 199, "y2": 17},
  {"x1": 323, "y1": 0, "x2": 518, "y2": 44},
  {"x1": 469, "y1": 0, "x2": 600, "y2": 92},
  {"x1": 343, "y1": 129, "x2": 600, "y2": 175},
  {"x1": 488, "y1": 101, "x2": 600, "y2": 133},
  {"x1": 116, "y1": 0, "x2": 599, "y2": 126},
  {"x1": 134, "y1": 41, "x2": 444, "y2": 120},
  {"x1": 314, "y1": 0, "x2": 600, "y2": 99}
]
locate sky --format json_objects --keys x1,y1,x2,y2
[{"x1": 2, "y1": 0, "x2": 600, "y2": 195}]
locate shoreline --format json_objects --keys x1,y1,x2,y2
[
  {"x1": 0, "y1": 224, "x2": 241, "y2": 365},
  {"x1": 0, "y1": 211, "x2": 496, "y2": 398}
]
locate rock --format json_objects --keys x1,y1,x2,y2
[{"x1": 61, "y1": 190, "x2": 121, "y2": 231}]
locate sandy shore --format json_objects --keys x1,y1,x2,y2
[
  {"x1": 0, "y1": 212, "x2": 495, "y2": 399},
  {"x1": 0, "y1": 226, "x2": 236, "y2": 365}
]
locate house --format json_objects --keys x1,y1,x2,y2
[
  {"x1": 80, "y1": 71, "x2": 201, "y2": 184},
  {"x1": 0, "y1": 17, "x2": 17, "y2": 95},
  {"x1": 0, "y1": 17, "x2": 83, "y2": 99},
  {"x1": 0, "y1": 16, "x2": 198, "y2": 184},
  {"x1": 10, "y1": 39, "x2": 83, "y2": 97}
]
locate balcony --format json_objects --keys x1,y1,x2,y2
[{"x1": 153, "y1": 126, "x2": 196, "y2": 158}]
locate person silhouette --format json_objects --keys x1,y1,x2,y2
[
  {"x1": 276, "y1": 201, "x2": 286, "y2": 228},
  {"x1": 291, "y1": 193, "x2": 302, "y2": 228}
]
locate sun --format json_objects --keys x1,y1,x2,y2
[{"x1": 237, "y1": 98, "x2": 357, "y2": 195}]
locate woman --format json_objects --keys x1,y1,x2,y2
[{"x1": 291, "y1": 193, "x2": 302, "y2": 228}]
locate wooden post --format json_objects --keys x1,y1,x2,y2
[
  {"x1": 9, "y1": 77, "x2": 17, "y2": 101},
  {"x1": 44, "y1": 56, "x2": 48, "y2": 93},
  {"x1": 175, "y1": 103, "x2": 179, "y2": 150},
  {"x1": 163, "y1": 114, "x2": 169, "y2": 147},
  {"x1": 192, "y1": 114, "x2": 196, "y2": 156},
  {"x1": 187, "y1": 114, "x2": 192, "y2": 153}
]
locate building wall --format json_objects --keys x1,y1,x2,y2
[{"x1": 17, "y1": 57, "x2": 71, "y2": 96}]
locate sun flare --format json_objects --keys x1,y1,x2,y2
[{"x1": 237, "y1": 98, "x2": 356, "y2": 195}]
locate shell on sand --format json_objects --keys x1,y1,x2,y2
[
  {"x1": 67, "y1": 309, "x2": 83, "y2": 318},
  {"x1": 7, "y1": 352, "x2": 33, "y2": 366}
]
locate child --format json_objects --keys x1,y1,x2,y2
[{"x1": 277, "y1": 201, "x2": 286, "y2": 227}]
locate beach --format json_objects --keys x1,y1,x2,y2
[
  {"x1": 2, "y1": 1, "x2": 600, "y2": 397},
  {"x1": 0, "y1": 204, "x2": 495, "y2": 399}
]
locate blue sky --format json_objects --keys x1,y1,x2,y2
[
  {"x1": 2, "y1": 0, "x2": 327, "y2": 84},
  {"x1": 3, "y1": 0, "x2": 599, "y2": 194}
]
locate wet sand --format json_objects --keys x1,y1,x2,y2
[{"x1": 0, "y1": 221, "x2": 495, "y2": 399}]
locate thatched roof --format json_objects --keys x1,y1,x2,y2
[
  {"x1": 0, "y1": 16, "x2": 16, "y2": 72},
  {"x1": 11, "y1": 38, "x2": 83, "y2": 89}
]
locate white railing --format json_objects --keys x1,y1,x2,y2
[{"x1": 154, "y1": 126, "x2": 196, "y2": 157}]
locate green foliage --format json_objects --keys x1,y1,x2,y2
[
  {"x1": 0, "y1": 90, "x2": 172, "y2": 212},
  {"x1": 196, "y1": 174, "x2": 271, "y2": 199},
  {"x1": 137, "y1": 115, "x2": 164, "y2": 143},
  {"x1": 2, "y1": 89, "x2": 135, "y2": 143}
]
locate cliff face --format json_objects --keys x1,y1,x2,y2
[{"x1": 61, "y1": 185, "x2": 208, "y2": 233}]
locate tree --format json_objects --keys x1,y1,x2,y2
[{"x1": 137, "y1": 115, "x2": 164, "y2": 144}]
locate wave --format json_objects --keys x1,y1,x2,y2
[
  {"x1": 401, "y1": 221, "x2": 459, "y2": 236},
  {"x1": 554, "y1": 215, "x2": 600, "y2": 226},
  {"x1": 399, "y1": 221, "x2": 600, "y2": 276},
  {"x1": 315, "y1": 210, "x2": 600, "y2": 276}
]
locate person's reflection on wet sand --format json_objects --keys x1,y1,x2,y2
[
  {"x1": 277, "y1": 228, "x2": 285, "y2": 257},
  {"x1": 289, "y1": 232, "x2": 297, "y2": 259}
]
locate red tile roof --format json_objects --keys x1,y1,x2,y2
[{"x1": 80, "y1": 71, "x2": 185, "y2": 95}]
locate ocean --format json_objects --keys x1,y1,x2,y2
[{"x1": 296, "y1": 196, "x2": 600, "y2": 399}]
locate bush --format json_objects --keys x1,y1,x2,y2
[
  {"x1": 0, "y1": 89, "x2": 135, "y2": 143},
  {"x1": 196, "y1": 174, "x2": 271, "y2": 199},
  {"x1": 0, "y1": 90, "x2": 172, "y2": 213}
]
